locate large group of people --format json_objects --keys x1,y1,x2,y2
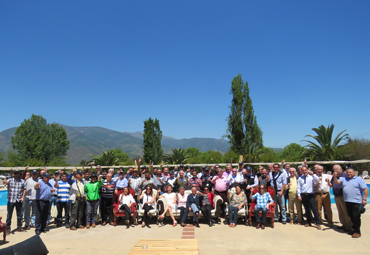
[{"x1": 3, "y1": 160, "x2": 368, "y2": 238}]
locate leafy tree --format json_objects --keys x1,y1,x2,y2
[
  {"x1": 79, "y1": 159, "x2": 87, "y2": 166},
  {"x1": 225, "y1": 74, "x2": 263, "y2": 155},
  {"x1": 340, "y1": 138, "x2": 370, "y2": 171},
  {"x1": 259, "y1": 147, "x2": 280, "y2": 163},
  {"x1": 163, "y1": 148, "x2": 189, "y2": 164},
  {"x1": 244, "y1": 144, "x2": 263, "y2": 163},
  {"x1": 90, "y1": 149, "x2": 127, "y2": 166},
  {"x1": 111, "y1": 148, "x2": 131, "y2": 164},
  {"x1": 278, "y1": 143, "x2": 305, "y2": 162},
  {"x1": 302, "y1": 124, "x2": 349, "y2": 161},
  {"x1": 143, "y1": 118, "x2": 163, "y2": 164},
  {"x1": 223, "y1": 150, "x2": 238, "y2": 163},
  {"x1": 11, "y1": 114, "x2": 70, "y2": 163},
  {"x1": 200, "y1": 150, "x2": 223, "y2": 164},
  {"x1": 186, "y1": 147, "x2": 201, "y2": 158}
]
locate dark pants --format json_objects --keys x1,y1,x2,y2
[
  {"x1": 119, "y1": 204, "x2": 132, "y2": 221},
  {"x1": 301, "y1": 193, "x2": 320, "y2": 225},
  {"x1": 6, "y1": 201, "x2": 23, "y2": 230},
  {"x1": 255, "y1": 206, "x2": 268, "y2": 223},
  {"x1": 228, "y1": 206, "x2": 239, "y2": 224},
  {"x1": 70, "y1": 197, "x2": 85, "y2": 227},
  {"x1": 215, "y1": 190, "x2": 228, "y2": 217},
  {"x1": 143, "y1": 204, "x2": 154, "y2": 224},
  {"x1": 101, "y1": 197, "x2": 114, "y2": 223},
  {"x1": 201, "y1": 204, "x2": 213, "y2": 222},
  {"x1": 56, "y1": 202, "x2": 70, "y2": 225},
  {"x1": 346, "y1": 202, "x2": 362, "y2": 234},
  {"x1": 179, "y1": 206, "x2": 188, "y2": 223},
  {"x1": 86, "y1": 200, "x2": 99, "y2": 225},
  {"x1": 35, "y1": 200, "x2": 50, "y2": 232}
]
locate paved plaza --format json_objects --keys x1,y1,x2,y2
[{"x1": 0, "y1": 205, "x2": 370, "y2": 255}]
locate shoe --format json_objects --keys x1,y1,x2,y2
[
  {"x1": 102, "y1": 222, "x2": 107, "y2": 226},
  {"x1": 256, "y1": 223, "x2": 261, "y2": 229},
  {"x1": 194, "y1": 222, "x2": 200, "y2": 228},
  {"x1": 317, "y1": 225, "x2": 321, "y2": 230},
  {"x1": 290, "y1": 221, "x2": 293, "y2": 224},
  {"x1": 352, "y1": 233, "x2": 361, "y2": 238},
  {"x1": 181, "y1": 223, "x2": 186, "y2": 227},
  {"x1": 92, "y1": 223, "x2": 96, "y2": 228},
  {"x1": 78, "y1": 225, "x2": 85, "y2": 229},
  {"x1": 217, "y1": 218, "x2": 221, "y2": 224},
  {"x1": 337, "y1": 225, "x2": 345, "y2": 230},
  {"x1": 347, "y1": 230, "x2": 354, "y2": 235},
  {"x1": 261, "y1": 223, "x2": 265, "y2": 230},
  {"x1": 282, "y1": 221, "x2": 286, "y2": 225},
  {"x1": 172, "y1": 221, "x2": 177, "y2": 227},
  {"x1": 159, "y1": 214, "x2": 164, "y2": 220},
  {"x1": 25, "y1": 226, "x2": 31, "y2": 230},
  {"x1": 65, "y1": 224, "x2": 70, "y2": 229},
  {"x1": 43, "y1": 229, "x2": 50, "y2": 232},
  {"x1": 35, "y1": 231, "x2": 41, "y2": 235},
  {"x1": 17, "y1": 227, "x2": 26, "y2": 232},
  {"x1": 70, "y1": 227, "x2": 77, "y2": 231},
  {"x1": 195, "y1": 212, "x2": 200, "y2": 218},
  {"x1": 86, "y1": 224, "x2": 90, "y2": 229},
  {"x1": 109, "y1": 222, "x2": 114, "y2": 226},
  {"x1": 304, "y1": 224, "x2": 311, "y2": 227},
  {"x1": 209, "y1": 221, "x2": 213, "y2": 227},
  {"x1": 6, "y1": 229, "x2": 10, "y2": 235},
  {"x1": 328, "y1": 223, "x2": 333, "y2": 228},
  {"x1": 297, "y1": 222, "x2": 301, "y2": 225},
  {"x1": 142, "y1": 222, "x2": 145, "y2": 228}
]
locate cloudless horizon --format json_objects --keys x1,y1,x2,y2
[{"x1": 1, "y1": 1, "x2": 370, "y2": 149}]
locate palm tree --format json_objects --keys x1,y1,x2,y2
[
  {"x1": 163, "y1": 148, "x2": 189, "y2": 164},
  {"x1": 244, "y1": 144, "x2": 262, "y2": 163},
  {"x1": 302, "y1": 124, "x2": 349, "y2": 161},
  {"x1": 89, "y1": 150, "x2": 123, "y2": 166}
]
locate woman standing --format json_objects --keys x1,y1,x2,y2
[
  {"x1": 158, "y1": 184, "x2": 177, "y2": 226},
  {"x1": 138, "y1": 186, "x2": 155, "y2": 228},
  {"x1": 118, "y1": 187, "x2": 135, "y2": 228},
  {"x1": 228, "y1": 185, "x2": 247, "y2": 227},
  {"x1": 177, "y1": 186, "x2": 189, "y2": 227}
]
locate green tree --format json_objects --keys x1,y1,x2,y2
[
  {"x1": 143, "y1": 118, "x2": 163, "y2": 164},
  {"x1": 302, "y1": 124, "x2": 349, "y2": 161},
  {"x1": 225, "y1": 74, "x2": 263, "y2": 155},
  {"x1": 11, "y1": 114, "x2": 70, "y2": 163},
  {"x1": 200, "y1": 150, "x2": 223, "y2": 164},
  {"x1": 90, "y1": 149, "x2": 127, "y2": 166},
  {"x1": 278, "y1": 143, "x2": 305, "y2": 162},
  {"x1": 186, "y1": 147, "x2": 201, "y2": 158},
  {"x1": 259, "y1": 147, "x2": 280, "y2": 163},
  {"x1": 163, "y1": 148, "x2": 189, "y2": 164},
  {"x1": 223, "y1": 150, "x2": 238, "y2": 163}
]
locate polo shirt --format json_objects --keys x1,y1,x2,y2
[
  {"x1": 339, "y1": 176, "x2": 368, "y2": 204},
  {"x1": 101, "y1": 180, "x2": 116, "y2": 198},
  {"x1": 212, "y1": 175, "x2": 228, "y2": 192},
  {"x1": 331, "y1": 172, "x2": 347, "y2": 197},
  {"x1": 36, "y1": 180, "x2": 53, "y2": 201},
  {"x1": 115, "y1": 178, "x2": 128, "y2": 189},
  {"x1": 57, "y1": 180, "x2": 71, "y2": 202}
]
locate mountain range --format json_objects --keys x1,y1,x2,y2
[{"x1": 0, "y1": 125, "x2": 230, "y2": 164}]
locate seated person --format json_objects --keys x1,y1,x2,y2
[
  {"x1": 252, "y1": 184, "x2": 274, "y2": 230},
  {"x1": 186, "y1": 186, "x2": 202, "y2": 227},
  {"x1": 177, "y1": 186, "x2": 189, "y2": 227},
  {"x1": 228, "y1": 185, "x2": 247, "y2": 228},
  {"x1": 118, "y1": 187, "x2": 136, "y2": 228},
  {"x1": 199, "y1": 187, "x2": 215, "y2": 227},
  {"x1": 158, "y1": 184, "x2": 178, "y2": 226},
  {"x1": 138, "y1": 186, "x2": 155, "y2": 228}
]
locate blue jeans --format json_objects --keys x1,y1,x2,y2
[
  {"x1": 274, "y1": 193, "x2": 286, "y2": 222},
  {"x1": 190, "y1": 204, "x2": 199, "y2": 222},
  {"x1": 255, "y1": 206, "x2": 268, "y2": 223},
  {"x1": 6, "y1": 201, "x2": 23, "y2": 230},
  {"x1": 86, "y1": 200, "x2": 99, "y2": 225},
  {"x1": 228, "y1": 206, "x2": 239, "y2": 224},
  {"x1": 179, "y1": 206, "x2": 188, "y2": 224},
  {"x1": 24, "y1": 199, "x2": 36, "y2": 227},
  {"x1": 47, "y1": 196, "x2": 58, "y2": 223}
]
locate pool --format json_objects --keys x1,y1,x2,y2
[
  {"x1": 330, "y1": 184, "x2": 370, "y2": 204},
  {"x1": 0, "y1": 190, "x2": 8, "y2": 206}
]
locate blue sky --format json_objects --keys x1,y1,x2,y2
[{"x1": 1, "y1": 1, "x2": 369, "y2": 148}]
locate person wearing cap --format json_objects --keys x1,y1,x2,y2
[
  {"x1": 238, "y1": 162, "x2": 245, "y2": 173},
  {"x1": 270, "y1": 163, "x2": 288, "y2": 224},
  {"x1": 174, "y1": 170, "x2": 189, "y2": 191},
  {"x1": 167, "y1": 171, "x2": 177, "y2": 190},
  {"x1": 201, "y1": 168, "x2": 213, "y2": 191},
  {"x1": 185, "y1": 166, "x2": 193, "y2": 179},
  {"x1": 47, "y1": 171, "x2": 59, "y2": 225},
  {"x1": 4, "y1": 169, "x2": 26, "y2": 234},
  {"x1": 34, "y1": 173, "x2": 54, "y2": 235},
  {"x1": 53, "y1": 173, "x2": 72, "y2": 228},
  {"x1": 243, "y1": 166, "x2": 258, "y2": 204},
  {"x1": 140, "y1": 165, "x2": 148, "y2": 178},
  {"x1": 115, "y1": 170, "x2": 128, "y2": 190},
  {"x1": 23, "y1": 168, "x2": 39, "y2": 230},
  {"x1": 84, "y1": 172, "x2": 103, "y2": 228},
  {"x1": 69, "y1": 169, "x2": 86, "y2": 230},
  {"x1": 82, "y1": 170, "x2": 91, "y2": 184},
  {"x1": 332, "y1": 167, "x2": 368, "y2": 238}
]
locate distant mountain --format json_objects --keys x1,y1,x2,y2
[{"x1": 0, "y1": 125, "x2": 230, "y2": 165}]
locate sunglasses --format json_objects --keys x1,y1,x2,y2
[{"x1": 259, "y1": 187, "x2": 265, "y2": 189}]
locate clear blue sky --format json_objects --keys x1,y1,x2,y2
[{"x1": 1, "y1": 1, "x2": 369, "y2": 148}]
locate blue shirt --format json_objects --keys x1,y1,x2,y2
[
  {"x1": 297, "y1": 174, "x2": 319, "y2": 197},
  {"x1": 339, "y1": 176, "x2": 368, "y2": 204},
  {"x1": 57, "y1": 180, "x2": 71, "y2": 202},
  {"x1": 270, "y1": 171, "x2": 287, "y2": 191},
  {"x1": 49, "y1": 179, "x2": 58, "y2": 195},
  {"x1": 36, "y1": 180, "x2": 53, "y2": 201},
  {"x1": 252, "y1": 192, "x2": 273, "y2": 208},
  {"x1": 115, "y1": 178, "x2": 128, "y2": 189}
]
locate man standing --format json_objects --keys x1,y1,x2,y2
[
  {"x1": 297, "y1": 166, "x2": 321, "y2": 230},
  {"x1": 100, "y1": 173, "x2": 116, "y2": 226},
  {"x1": 222, "y1": 164, "x2": 232, "y2": 178},
  {"x1": 212, "y1": 169, "x2": 229, "y2": 221},
  {"x1": 270, "y1": 163, "x2": 287, "y2": 224},
  {"x1": 243, "y1": 166, "x2": 258, "y2": 204},
  {"x1": 54, "y1": 173, "x2": 71, "y2": 228},
  {"x1": 330, "y1": 165, "x2": 352, "y2": 231},
  {"x1": 314, "y1": 165, "x2": 333, "y2": 226},
  {"x1": 189, "y1": 170, "x2": 202, "y2": 190},
  {"x1": 258, "y1": 169, "x2": 271, "y2": 187},
  {"x1": 201, "y1": 168, "x2": 213, "y2": 190},
  {"x1": 24, "y1": 169, "x2": 39, "y2": 230},
  {"x1": 332, "y1": 167, "x2": 368, "y2": 238},
  {"x1": 34, "y1": 173, "x2": 54, "y2": 235},
  {"x1": 47, "y1": 171, "x2": 59, "y2": 226},
  {"x1": 69, "y1": 170, "x2": 86, "y2": 230},
  {"x1": 153, "y1": 169, "x2": 167, "y2": 195},
  {"x1": 4, "y1": 169, "x2": 26, "y2": 234},
  {"x1": 228, "y1": 168, "x2": 244, "y2": 185},
  {"x1": 128, "y1": 168, "x2": 142, "y2": 204},
  {"x1": 174, "y1": 170, "x2": 189, "y2": 190}
]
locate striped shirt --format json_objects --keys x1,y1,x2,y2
[
  {"x1": 101, "y1": 180, "x2": 116, "y2": 198},
  {"x1": 57, "y1": 180, "x2": 71, "y2": 202}
]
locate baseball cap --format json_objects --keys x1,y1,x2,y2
[
  {"x1": 32, "y1": 170, "x2": 38, "y2": 174},
  {"x1": 246, "y1": 166, "x2": 252, "y2": 171}
]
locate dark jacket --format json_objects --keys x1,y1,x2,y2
[{"x1": 186, "y1": 193, "x2": 202, "y2": 209}]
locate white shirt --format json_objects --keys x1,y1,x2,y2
[
  {"x1": 227, "y1": 173, "x2": 244, "y2": 185},
  {"x1": 314, "y1": 173, "x2": 331, "y2": 193},
  {"x1": 119, "y1": 194, "x2": 135, "y2": 207}
]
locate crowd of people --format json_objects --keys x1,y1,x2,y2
[{"x1": 4, "y1": 160, "x2": 368, "y2": 238}]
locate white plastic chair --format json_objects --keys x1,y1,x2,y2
[{"x1": 361, "y1": 171, "x2": 369, "y2": 179}]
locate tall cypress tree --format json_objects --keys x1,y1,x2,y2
[
  {"x1": 226, "y1": 74, "x2": 263, "y2": 155},
  {"x1": 143, "y1": 117, "x2": 163, "y2": 164}
]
